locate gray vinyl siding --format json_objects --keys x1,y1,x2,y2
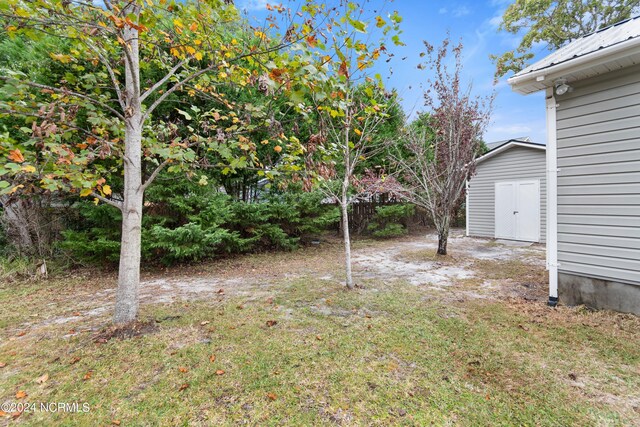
[
  {"x1": 556, "y1": 64, "x2": 640, "y2": 286},
  {"x1": 467, "y1": 146, "x2": 546, "y2": 242}
]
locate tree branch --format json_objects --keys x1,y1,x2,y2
[
  {"x1": 0, "y1": 77, "x2": 126, "y2": 121},
  {"x1": 90, "y1": 191, "x2": 123, "y2": 210}
]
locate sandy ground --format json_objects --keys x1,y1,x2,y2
[{"x1": 34, "y1": 229, "x2": 547, "y2": 328}]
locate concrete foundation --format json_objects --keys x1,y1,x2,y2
[{"x1": 559, "y1": 272, "x2": 640, "y2": 315}]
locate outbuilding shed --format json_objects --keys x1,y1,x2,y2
[
  {"x1": 508, "y1": 15, "x2": 640, "y2": 314},
  {"x1": 466, "y1": 140, "x2": 546, "y2": 243}
]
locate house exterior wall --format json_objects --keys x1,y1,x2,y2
[
  {"x1": 467, "y1": 146, "x2": 547, "y2": 242},
  {"x1": 555, "y1": 63, "x2": 640, "y2": 287}
]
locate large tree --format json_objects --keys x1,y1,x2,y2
[
  {"x1": 393, "y1": 39, "x2": 492, "y2": 255},
  {"x1": 0, "y1": 0, "x2": 318, "y2": 324},
  {"x1": 493, "y1": 0, "x2": 640, "y2": 76}
]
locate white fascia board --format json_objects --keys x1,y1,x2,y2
[{"x1": 508, "y1": 37, "x2": 640, "y2": 95}]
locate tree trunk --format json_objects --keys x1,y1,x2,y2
[
  {"x1": 436, "y1": 215, "x2": 450, "y2": 256},
  {"x1": 437, "y1": 232, "x2": 448, "y2": 255},
  {"x1": 341, "y1": 183, "x2": 353, "y2": 289},
  {"x1": 114, "y1": 18, "x2": 143, "y2": 325},
  {"x1": 0, "y1": 196, "x2": 34, "y2": 253}
]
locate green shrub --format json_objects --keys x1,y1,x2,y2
[
  {"x1": 367, "y1": 204, "x2": 415, "y2": 238},
  {"x1": 59, "y1": 178, "x2": 340, "y2": 266}
]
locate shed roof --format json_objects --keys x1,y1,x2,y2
[
  {"x1": 508, "y1": 16, "x2": 640, "y2": 94},
  {"x1": 485, "y1": 136, "x2": 531, "y2": 151},
  {"x1": 475, "y1": 139, "x2": 545, "y2": 165}
]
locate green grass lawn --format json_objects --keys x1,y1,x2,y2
[{"x1": 1, "y1": 255, "x2": 639, "y2": 425}]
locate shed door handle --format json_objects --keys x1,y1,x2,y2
[{"x1": 513, "y1": 211, "x2": 519, "y2": 214}]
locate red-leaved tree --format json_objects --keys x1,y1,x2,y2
[{"x1": 393, "y1": 38, "x2": 492, "y2": 255}]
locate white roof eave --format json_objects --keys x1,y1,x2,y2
[{"x1": 508, "y1": 37, "x2": 640, "y2": 95}]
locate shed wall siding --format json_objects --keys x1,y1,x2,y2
[
  {"x1": 556, "y1": 64, "x2": 640, "y2": 286},
  {"x1": 467, "y1": 146, "x2": 547, "y2": 242}
]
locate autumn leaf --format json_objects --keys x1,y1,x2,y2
[
  {"x1": 179, "y1": 383, "x2": 189, "y2": 391},
  {"x1": 306, "y1": 35, "x2": 317, "y2": 47},
  {"x1": 315, "y1": 335, "x2": 322, "y2": 341},
  {"x1": 353, "y1": 128, "x2": 362, "y2": 136},
  {"x1": 15, "y1": 390, "x2": 27, "y2": 399},
  {"x1": 102, "y1": 185, "x2": 112, "y2": 196},
  {"x1": 266, "y1": 320, "x2": 277, "y2": 327},
  {"x1": 274, "y1": 145, "x2": 282, "y2": 153},
  {"x1": 0, "y1": 362, "x2": 6, "y2": 368},
  {"x1": 209, "y1": 355, "x2": 216, "y2": 363},
  {"x1": 215, "y1": 369, "x2": 225, "y2": 375},
  {"x1": 36, "y1": 373, "x2": 49, "y2": 384},
  {"x1": 338, "y1": 61, "x2": 349, "y2": 78},
  {"x1": 70, "y1": 357, "x2": 81, "y2": 364},
  {"x1": 111, "y1": 420, "x2": 121, "y2": 426},
  {"x1": 189, "y1": 22, "x2": 198, "y2": 31},
  {"x1": 83, "y1": 371, "x2": 93, "y2": 380},
  {"x1": 194, "y1": 52, "x2": 203, "y2": 61},
  {"x1": 266, "y1": 392, "x2": 277, "y2": 401},
  {"x1": 200, "y1": 320, "x2": 210, "y2": 326},
  {"x1": 178, "y1": 366, "x2": 188, "y2": 373},
  {"x1": 8, "y1": 149, "x2": 25, "y2": 163}
]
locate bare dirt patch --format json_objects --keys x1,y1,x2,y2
[
  {"x1": 20, "y1": 230, "x2": 548, "y2": 329},
  {"x1": 93, "y1": 319, "x2": 159, "y2": 342}
]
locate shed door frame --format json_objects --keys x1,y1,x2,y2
[{"x1": 494, "y1": 179, "x2": 540, "y2": 242}]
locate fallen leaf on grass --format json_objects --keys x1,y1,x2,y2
[
  {"x1": 0, "y1": 362, "x2": 6, "y2": 368},
  {"x1": 179, "y1": 383, "x2": 189, "y2": 391},
  {"x1": 215, "y1": 370, "x2": 225, "y2": 375},
  {"x1": 72, "y1": 312, "x2": 81, "y2": 316},
  {"x1": 316, "y1": 335, "x2": 322, "y2": 341},
  {"x1": 200, "y1": 321, "x2": 210, "y2": 326},
  {"x1": 266, "y1": 392, "x2": 277, "y2": 401},
  {"x1": 0, "y1": 410, "x2": 6, "y2": 416},
  {"x1": 216, "y1": 289, "x2": 224, "y2": 294},
  {"x1": 11, "y1": 411, "x2": 22, "y2": 419},
  {"x1": 178, "y1": 366, "x2": 188, "y2": 373},
  {"x1": 15, "y1": 390, "x2": 27, "y2": 399},
  {"x1": 209, "y1": 355, "x2": 216, "y2": 363},
  {"x1": 36, "y1": 373, "x2": 49, "y2": 384},
  {"x1": 236, "y1": 304, "x2": 244, "y2": 310},
  {"x1": 70, "y1": 357, "x2": 81, "y2": 365},
  {"x1": 83, "y1": 371, "x2": 93, "y2": 380},
  {"x1": 16, "y1": 331, "x2": 26, "y2": 337},
  {"x1": 266, "y1": 320, "x2": 277, "y2": 327},
  {"x1": 111, "y1": 420, "x2": 121, "y2": 426}
]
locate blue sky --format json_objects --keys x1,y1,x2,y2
[{"x1": 239, "y1": 0, "x2": 551, "y2": 144}]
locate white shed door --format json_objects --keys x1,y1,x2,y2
[{"x1": 495, "y1": 180, "x2": 540, "y2": 242}]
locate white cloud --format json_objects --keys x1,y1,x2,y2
[
  {"x1": 239, "y1": 0, "x2": 269, "y2": 11},
  {"x1": 439, "y1": 7, "x2": 448, "y2": 14},
  {"x1": 488, "y1": 14, "x2": 503, "y2": 29},
  {"x1": 453, "y1": 5, "x2": 471, "y2": 17}
]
